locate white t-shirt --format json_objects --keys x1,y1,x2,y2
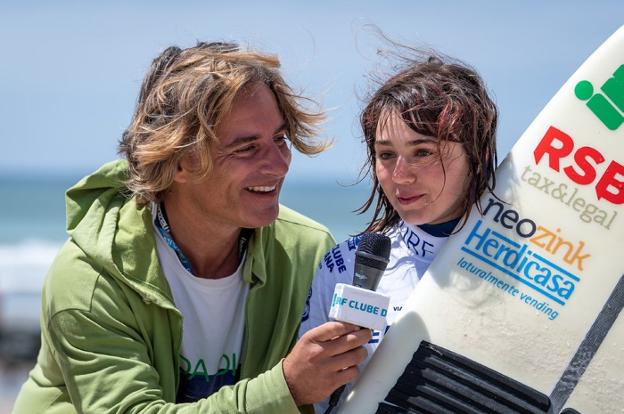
[
  {"x1": 299, "y1": 221, "x2": 450, "y2": 411},
  {"x1": 153, "y1": 213, "x2": 249, "y2": 402}
]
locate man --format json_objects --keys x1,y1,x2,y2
[{"x1": 13, "y1": 42, "x2": 370, "y2": 413}]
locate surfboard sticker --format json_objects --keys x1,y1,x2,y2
[{"x1": 338, "y1": 26, "x2": 624, "y2": 414}]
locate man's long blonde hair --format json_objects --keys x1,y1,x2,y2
[{"x1": 119, "y1": 41, "x2": 327, "y2": 205}]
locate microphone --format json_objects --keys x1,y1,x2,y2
[
  {"x1": 353, "y1": 232, "x2": 391, "y2": 290},
  {"x1": 324, "y1": 232, "x2": 391, "y2": 414},
  {"x1": 328, "y1": 232, "x2": 392, "y2": 331}
]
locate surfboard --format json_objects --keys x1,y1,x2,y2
[{"x1": 338, "y1": 26, "x2": 624, "y2": 414}]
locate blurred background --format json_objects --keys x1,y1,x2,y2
[{"x1": 0, "y1": 0, "x2": 622, "y2": 411}]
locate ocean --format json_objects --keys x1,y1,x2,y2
[
  {"x1": 0, "y1": 171, "x2": 374, "y2": 317},
  {"x1": 0, "y1": 171, "x2": 374, "y2": 410},
  {"x1": 1, "y1": 170, "x2": 371, "y2": 259}
]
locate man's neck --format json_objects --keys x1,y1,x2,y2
[{"x1": 160, "y1": 197, "x2": 243, "y2": 279}]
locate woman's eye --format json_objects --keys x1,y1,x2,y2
[
  {"x1": 377, "y1": 152, "x2": 395, "y2": 160},
  {"x1": 414, "y1": 148, "x2": 433, "y2": 157}
]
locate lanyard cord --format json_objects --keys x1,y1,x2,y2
[
  {"x1": 154, "y1": 203, "x2": 252, "y2": 276},
  {"x1": 155, "y1": 202, "x2": 194, "y2": 273}
]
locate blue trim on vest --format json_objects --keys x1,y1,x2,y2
[{"x1": 418, "y1": 218, "x2": 461, "y2": 237}]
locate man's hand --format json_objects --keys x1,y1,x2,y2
[{"x1": 283, "y1": 321, "x2": 371, "y2": 406}]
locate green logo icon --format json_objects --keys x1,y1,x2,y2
[{"x1": 575, "y1": 64, "x2": 624, "y2": 131}]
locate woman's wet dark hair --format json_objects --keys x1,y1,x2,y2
[{"x1": 358, "y1": 52, "x2": 498, "y2": 233}]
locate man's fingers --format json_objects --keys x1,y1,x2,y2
[
  {"x1": 328, "y1": 345, "x2": 369, "y2": 372},
  {"x1": 335, "y1": 365, "x2": 360, "y2": 386},
  {"x1": 322, "y1": 326, "x2": 372, "y2": 356},
  {"x1": 284, "y1": 323, "x2": 370, "y2": 406},
  {"x1": 305, "y1": 321, "x2": 362, "y2": 342},
  {"x1": 336, "y1": 327, "x2": 372, "y2": 348}
]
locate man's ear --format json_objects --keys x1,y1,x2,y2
[{"x1": 173, "y1": 153, "x2": 199, "y2": 184}]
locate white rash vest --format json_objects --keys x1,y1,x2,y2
[{"x1": 299, "y1": 220, "x2": 452, "y2": 411}]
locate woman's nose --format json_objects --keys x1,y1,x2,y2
[{"x1": 392, "y1": 156, "x2": 416, "y2": 184}]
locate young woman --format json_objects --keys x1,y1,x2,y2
[{"x1": 299, "y1": 53, "x2": 498, "y2": 411}]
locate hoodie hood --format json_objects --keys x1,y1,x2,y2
[{"x1": 65, "y1": 159, "x2": 175, "y2": 305}]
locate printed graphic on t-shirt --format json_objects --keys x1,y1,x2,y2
[{"x1": 177, "y1": 353, "x2": 241, "y2": 402}]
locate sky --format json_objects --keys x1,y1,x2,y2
[{"x1": 1, "y1": 0, "x2": 622, "y2": 182}]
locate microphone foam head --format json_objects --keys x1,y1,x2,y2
[{"x1": 356, "y1": 232, "x2": 391, "y2": 270}]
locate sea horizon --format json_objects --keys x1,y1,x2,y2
[{"x1": 0, "y1": 171, "x2": 374, "y2": 299}]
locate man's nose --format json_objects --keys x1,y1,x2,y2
[{"x1": 260, "y1": 143, "x2": 291, "y2": 177}]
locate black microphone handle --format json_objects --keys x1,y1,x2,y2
[
  {"x1": 324, "y1": 384, "x2": 346, "y2": 414},
  {"x1": 326, "y1": 265, "x2": 383, "y2": 414},
  {"x1": 325, "y1": 232, "x2": 391, "y2": 414}
]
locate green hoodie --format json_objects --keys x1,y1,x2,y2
[{"x1": 13, "y1": 160, "x2": 334, "y2": 414}]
